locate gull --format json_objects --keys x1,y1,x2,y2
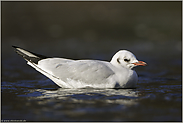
[{"x1": 12, "y1": 46, "x2": 147, "y2": 88}]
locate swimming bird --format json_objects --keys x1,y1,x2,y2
[{"x1": 12, "y1": 46, "x2": 147, "y2": 88}]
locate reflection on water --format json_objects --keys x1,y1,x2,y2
[
  {"x1": 28, "y1": 88, "x2": 139, "y2": 105},
  {"x1": 8, "y1": 83, "x2": 179, "y2": 122}
]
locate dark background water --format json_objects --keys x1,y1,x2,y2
[{"x1": 1, "y1": 1, "x2": 182, "y2": 122}]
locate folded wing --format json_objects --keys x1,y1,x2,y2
[{"x1": 38, "y1": 58, "x2": 115, "y2": 86}]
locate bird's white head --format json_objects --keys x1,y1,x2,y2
[{"x1": 110, "y1": 50, "x2": 147, "y2": 69}]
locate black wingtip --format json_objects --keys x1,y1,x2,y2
[
  {"x1": 12, "y1": 45, "x2": 50, "y2": 64},
  {"x1": 12, "y1": 45, "x2": 19, "y2": 49}
]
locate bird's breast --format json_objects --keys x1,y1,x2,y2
[{"x1": 114, "y1": 69, "x2": 138, "y2": 88}]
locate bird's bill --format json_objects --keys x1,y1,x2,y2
[{"x1": 133, "y1": 61, "x2": 147, "y2": 66}]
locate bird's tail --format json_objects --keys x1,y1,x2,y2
[{"x1": 12, "y1": 46, "x2": 48, "y2": 64}]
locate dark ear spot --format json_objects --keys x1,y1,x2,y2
[
  {"x1": 124, "y1": 59, "x2": 130, "y2": 62},
  {"x1": 117, "y1": 58, "x2": 120, "y2": 64}
]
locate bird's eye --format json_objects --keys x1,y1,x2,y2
[{"x1": 124, "y1": 59, "x2": 130, "y2": 62}]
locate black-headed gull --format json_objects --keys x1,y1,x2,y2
[{"x1": 13, "y1": 46, "x2": 147, "y2": 88}]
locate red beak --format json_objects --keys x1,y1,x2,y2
[{"x1": 133, "y1": 61, "x2": 147, "y2": 66}]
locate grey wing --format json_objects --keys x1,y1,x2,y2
[
  {"x1": 38, "y1": 58, "x2": 73, "y2": 73},
  {"x1": 49, "y1": 60, "x2": 115, "y2": 84}
]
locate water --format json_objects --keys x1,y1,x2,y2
[
  {"x1": 2, "y1": 44, "x2": 182, "y2": 121},
  {"x1": 2, "y1": 83, "x2": 182, "y2": 122},
  {"x1": 1, "y1": 2, "x2": 182, "y2": 122}
]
